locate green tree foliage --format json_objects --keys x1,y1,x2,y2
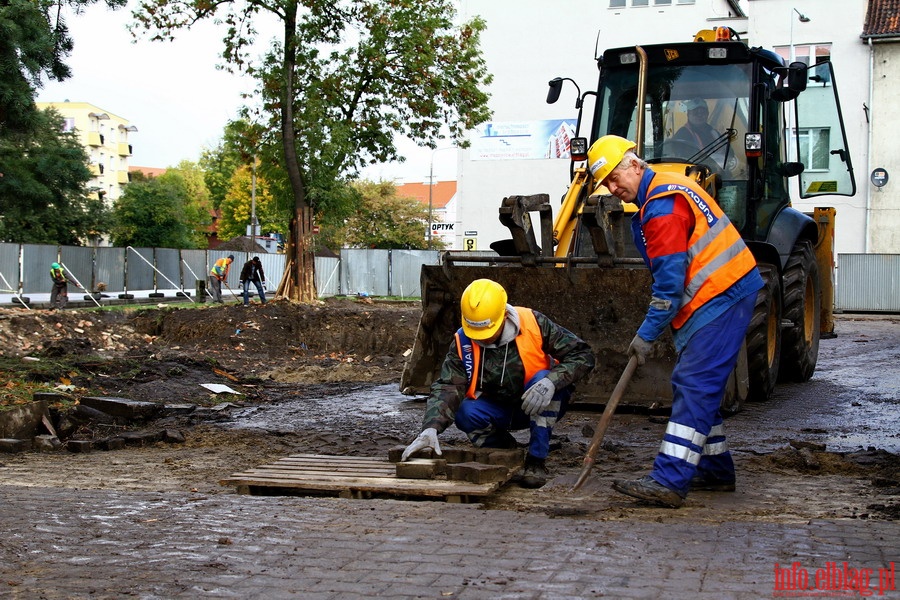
[
  {"x1": 0, "y1": 108, "x2": 109, "y2": 244},
  {"x1": 199, "y1": 120, "x2": 252, "y2": 211},
  {"x1": 131, "y1": 0, "x2": 492, "y2": 301},
  {"x1": 111, "y1": 169, "x2": 205, "y2": 248},
  {"x1": 216, "y1": 165, "x2": 284, "y2": 242},
  {"x1": 330, "y1": 180, "x2": 442, "y2": 250},
  {"x1": 0, "y1": 0, "x2": 125, "y2": 135}
]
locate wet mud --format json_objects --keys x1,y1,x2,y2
[{"x1": 0, "y1": 304, "x2": 896, "y2": 522}]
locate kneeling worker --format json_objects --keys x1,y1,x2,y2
[{"x1": 401, "y1": 278, "x2": 595, "y2": 488}]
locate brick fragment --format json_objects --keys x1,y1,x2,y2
[{"x1": 447, "y1": 462, "x2": 509, "y2": 484}]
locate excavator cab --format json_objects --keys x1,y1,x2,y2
[{"x1": 401, "y1": 28, "x2": 855, "y2": 412}]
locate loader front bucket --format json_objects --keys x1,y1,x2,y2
[{"x1": 399, "y1": 264, "x2": 677, "y2": 408}]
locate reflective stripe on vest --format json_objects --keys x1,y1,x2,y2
[
  {"x1": 643, "y1": 173, "x2": 757, "y2": 329},
  {"x1": 454, "y1": 307, "x2": 552, "y2": 399}
]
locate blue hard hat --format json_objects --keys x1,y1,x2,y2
[{"x1": 51, "y1": 262, "x2": 61, "y2": 269}]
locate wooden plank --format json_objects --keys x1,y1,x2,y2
[
  {"x1": 220, "y1": 453, "x2": 511, "y2": 501},
  {"x1": 221, "y1": 474, "x2": 497, "y2": 497}
]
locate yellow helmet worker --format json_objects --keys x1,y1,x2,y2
[
  {"x1": 460, "y1": 278, "x2": 508, "y2": 340},
  {"x1": 586, "y1": 135, "x2": 637, "y2": 183}
]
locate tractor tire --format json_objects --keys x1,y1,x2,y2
[
  {"x1": 746, "y1": 263, "x2": 782, "y2": 402},
  {"x1": 779, "y1": 240, "x2": 821, "y2": 382},
  {"x1": 720, "y1": 340, "x2": 749, "y2": 417}
]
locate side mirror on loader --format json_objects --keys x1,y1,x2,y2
[{"x1": 772, "y1": 62, "x2": 809, "y2": 102}]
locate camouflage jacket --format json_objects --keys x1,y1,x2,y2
[{"x1": 421, "y1": 309, "x2": 595, "y2": 434}]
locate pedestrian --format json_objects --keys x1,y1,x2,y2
[
  {"x1": 400, "y1": 278, "x2": 595, "y2": 488},
  {"x1": 49, "y1": 262, "x2": 81, "y2": 310},
  {"x1": 239, "y1": 256, "x2": 267, "y2": 306},
  {"x1": 208, "y1": 255, "x2": 234, "y2": 304},
  {"x1": 586, "y1": 135, "x2": 763, "y2": 508}
]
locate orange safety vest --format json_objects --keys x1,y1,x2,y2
[
  {"x1": 643, "y1": 172, "x2": 757, "y2": 329},
  {"x1": 454, "y1": 307, "x2": 552, "y2": 399},
  {"x1": 210, "y1": 258, "x2": 230, "y2": 279}
]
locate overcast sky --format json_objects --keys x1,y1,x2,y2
[{"x1": 36, "y1": 2, "x2": 458, "y2": 184}]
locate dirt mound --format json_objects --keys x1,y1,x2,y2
[{"x1": 0, "y1": 298, "x2": 422, "y2": 405}]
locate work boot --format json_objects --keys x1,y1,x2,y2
[
  {"x1": 520, "y1": 455, "x2": 548, "y2": 489},
  {"x1": 612, "y1": 476, "x2": 684, "y2": 508},
  {"x1": 690, "y1": 476, "x2": 736, "y2": 492},
  {"x1": 489, "y1": 430, "x2": 520, "y2": 450}
]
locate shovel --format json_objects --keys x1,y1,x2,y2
[{"x1": 571, "y1": 355, "x2": 639, "y2": 491}]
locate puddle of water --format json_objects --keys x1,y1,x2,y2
[{"x1": 225, "y1": 384, "x2": 416, "y2": 432}]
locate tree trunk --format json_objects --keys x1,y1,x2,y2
[{"x1": 275, "y1": 0, "x2": 317, "y2": 303}]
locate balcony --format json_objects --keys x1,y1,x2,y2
[
  {"x1": 88, "y1": 132, "x2": 102, "y2": 147},
  {"x1": 89, "y1": 164, "x2": 102, "y2": 176},
  {"x1": 117, "y1": 171, "x2": 130, "y2": 184},
  {"x1": 118, "y1": 143, "x2": 132, "y2": 156}
]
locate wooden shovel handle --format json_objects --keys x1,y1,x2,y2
[{"x1": 572, "y1": 355, "x2": 639, "y2": 491}]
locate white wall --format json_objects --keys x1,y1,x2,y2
[
  {"x1": 867, "y1": 43, "x2": 900, "y2": 253},
  {"x1": 746, "y1": 0, "x2": 870, "y2": 254},
  {"x1": 455, "y1": 0, "x2": 870, "y2": 255}
]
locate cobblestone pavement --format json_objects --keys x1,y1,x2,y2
[{"x1": 1, "y1": 485, "x2": 896, "y2": 599}]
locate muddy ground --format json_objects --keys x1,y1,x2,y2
[{"x1": 0, "y1": 300, "x2": 897, "y2": 523}]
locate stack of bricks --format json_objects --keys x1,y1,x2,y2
[{"x1": 389, "y1": 445, "x2": 524, "y2": 484}]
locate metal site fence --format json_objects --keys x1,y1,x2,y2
[
  {"x1": 0, "y1": 243, "x2": 897, "y2": 311},
  {"x1": 0, "y1": 244, "x2": 444, "y2": 304}
]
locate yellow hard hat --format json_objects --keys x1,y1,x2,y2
[
  {"x1": 587, "y1": 135, "x2": 637, "y2": 183},
  {"x1": 460, "y1": 279, "x2": 508, "y2": 340}
]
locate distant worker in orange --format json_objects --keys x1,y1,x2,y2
[{"x1": 208, "y1": 255, "x2": 234, "y2": 304}]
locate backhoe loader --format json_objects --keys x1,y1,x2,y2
[{"x1": 401, "y1": 27, "x2": 856, "y2": 413}]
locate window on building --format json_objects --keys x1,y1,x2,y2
[
  {"x1": 789, "y1": 127, "x2": 831, "y2": 171},
  {"x1": 776, "y1": 44, "x2": 832, "y2": 84},
  {"x1": 610, "y1": 0, "x2": 626, "y2": 6},
  {"x1": 633, "y1": 0, "x2": 649, "y2": 5},
  {"x1": 655, "y1": 0, "x2": 672, "y2": 4},
  {"x1": 62, "y1": 118, "x2": 75, "y2": 132},
  {"x1": 677, "y1": 0, "x2": 695, "y2": 4}
]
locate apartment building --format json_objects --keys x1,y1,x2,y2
[{"x1": 35, "y1": 101, "x2": 138, "y2": 207}]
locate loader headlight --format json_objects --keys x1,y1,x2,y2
[
  {"x1": 745, "y1": 133, "x2": 763, "y2": 158},
  {"x1": 570, "y1": 137, "x2": 588, "y2": 161},
  {"x1": 619, "y1": 52, "x2": 637, "y2": 64},
  {"x1": 707, "y1": 47, "x2": 728, "y2": 59}
]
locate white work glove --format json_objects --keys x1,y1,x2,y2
[
  {"x1": 628, "y1": 334, "x2": 654, "y2": 366},
  {"x1": 521, "y1": 377, "x2": 556, "y2": 416},
  {"x1": 400, "y1": 427, "x2": 442, "y2": 461}
]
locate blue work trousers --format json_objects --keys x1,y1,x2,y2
[
  {"x1": 242, "y1": 280, "x2": 267, "y2": 306},
  {"x1": 454, "y1": 370, "x2": 571, "y2": 460},
  {"x1": 650, "y1": 293, "x2": 756, "y2": 496}
]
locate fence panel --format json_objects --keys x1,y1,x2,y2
[
  {"x1": 257, "y1": 254, "x2": 285, "y2": 297},
  {"x1": 315, "y1": 257, "x2": 341, "y2": 296},
  {"x1": 341, "y1": 248, "x2": 389, "y2": 296},
  {"x1": 22, "y1": 244, "x2": 59, "y2": 295},
  {"x1": 0, "y1": 244, "x2": 20, "y2": 294},
  {"x1": 836, "y1": 254, "x2": 900, "y2": 312},
  {"x1": 154, "y1": 248, "x2": 182, "y2": 293},
  {"x1": 95, "y1": 247, "x2": 126, "y2": 295},
  {"x1": 390, "y1": 250, "x2": 439, "y2": 298},
  {"x1": 59, "y1": 247, "x2": 94, "y2": 293},
  {"x1": 125, "y1": 247, "x2": 155, "y2": 292},
  {"x1": 180, "y1": 249, "x2": 207, "y2": 296}
]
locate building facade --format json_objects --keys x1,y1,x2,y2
[{"x1": 35, "y1": 101, "x2": 138, "y2": 207}]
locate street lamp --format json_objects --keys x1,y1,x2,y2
[
  {"x1": 428, "y1": 145, "x2": 456, "y2": 249},
  {"x1": 789, "y1": 8, "x2": 811, "y2": 64},
  {"x1": 787, "y1": 8, "x2": 811, "y2": 157}
]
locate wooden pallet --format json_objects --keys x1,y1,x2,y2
[{"x1": 220, "y1": 453, "x2": 511, "y2": 503}]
